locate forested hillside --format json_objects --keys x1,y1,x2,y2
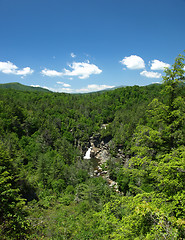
[
  {"x1": 0, "y1": 54, "x2": 185, "y2": 239},
  {"x1": 0, "y1": 82, "x2": 50, "y2": 92}
]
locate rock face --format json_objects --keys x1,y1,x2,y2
[
  {"x1": 89, "y1": 133, "x2": 111, "y2": 163},
  {"x1": 96, "y1": 149, "x2": 109, "y2": 163},
  {"x1": 88, "y1": 133, "x2": 121, "y2": 194}
]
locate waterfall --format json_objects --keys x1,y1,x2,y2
[{"x1": 84, "y1": 147, "x2": 91, "y2": 159}]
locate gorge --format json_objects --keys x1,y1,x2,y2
[{"x1": 83, "y1": 133, "x2": 121, "y2": 193}]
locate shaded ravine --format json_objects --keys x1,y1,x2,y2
[{"x1": 84, "y1": 146, "x2": 121, "y2": 194}]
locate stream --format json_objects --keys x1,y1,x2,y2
[
  {"x1": 84, "y1": 148, "x2": 120, "y2": 193},
  {"x1": 84, "y1": 148, "x2": 100, "y2": 170}
]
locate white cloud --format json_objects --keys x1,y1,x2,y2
[
  {"x1": 63, "y1": 83, "x2": 71, "y2": 87},
  {"x1": 41, "y1": 68, "x2": 63, "y2": 77},
  {"x1": 16, "y1": 67, "x2": 34, "y2": 76},
  {"x1": 71, "y1": 53, "x2": 76, "y2": 58},
  {"x1": 31, "y1": 83, "x2": 114, "y2": 93},
  {"x1": 120, "y1": 55, "x2": 145, "y2": 70},
  {"x1": 31, "y1": 84, "x2": 73, "y2": 93},
  {"x1": 0, "y1": 61, "x2": 17, "y2": 73},
  {"x1": 60, "y1": 88, "x2": 73, "y2": 93},
  {"x1": 43, "y1": 86, "x2": 73, "y2": 93},
  {"x1": 76, "y1": 84, "x2": 114, "y2": 93},
  {"x1": 31, "y1": 85, "x2": 53, "y2": 91},
  {"x1": 0, "y1": 61, "x2": 33, "y2": 76},
  {"x1": 150, "y1": 60, "x2": 170, "y2": 70},
  {"x1": 41, "y1": 61, "x2": 102, "y2": 79},
  {"x1": 31, "y1": 85, "x2": 41, "y2": 88},
  {"x1": 140, "y1": 70, "x2": 162, "y2": 78},
  {"x1": 63, "y1": 61, "x2": 102, "y2": 79},
  {"x1": 57, "y1": 81, "x2": 71, "y2": 87}
]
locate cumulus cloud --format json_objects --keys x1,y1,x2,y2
[
  {"x1": 57, "y1": 81, "x2": 71, "y2": 87},
  {"x1": 60, "y1": 88, "x2": 73, "y2": 93},
  {"x1": 71, "y1": 53, "x2": 76, "y2": 58},
  {"x1": 0, "y1": 61, "x2": 33, "y2": 76},
  {"x1": 31, "y1": 83, "x2": 114, "y2": 93},
  {"x1": 49, "y1": 87, "x2": 73, "y2": 93},
  {"x1": 0, "y1": 61, "x2": 17, "y2": 74},
  {"x1": 63, "y1": 83, "x2": 71, "y2": 87},
  {"x1": 120, "y1": 55, "x2": 145, "y2": 70},
  {"x1": 140, "y1": 70, "x2": 162, "y2": 78},
  {"x1": 76, "y1": 84, "x2": 114, "y2": 93},
  {"x1": 42, "y1": 85, "x2": 73, "y2": 93},
  {"x1": 31, "y1": 85, "x2": 41, "y2": 88},
  {"x1": 41, "y1": 68, "x2": 63, "y2": 77},
  {"x1": 63, "y1": 61, "x2": 102, "y2": 79},
  {"x1": 150, "y1": 60, "x2": 170, "y2": 70},
  {"x1": 41, "y1": 61, "x2": 102, "y2": 79},
  {"x1": 31, "y1": 85, "x2": 52, "y2": 90},
  {"x1": 16, "y1": 67, "x2": 34, "y2": 75}
]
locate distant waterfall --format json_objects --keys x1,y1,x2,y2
[{"x1": 84, "y1": 147, "x2": 91, "y2": 159}]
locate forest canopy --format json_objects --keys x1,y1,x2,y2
[{"x1": 0, "y1": 53, "x2": 185, "y2": 239}]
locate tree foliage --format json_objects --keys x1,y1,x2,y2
[
  {"x1": 0, "y1": 144, "x2": 29, "y2": 239},
  {"x1": 0, "y1": 53, "x2": 184, "y2": 239}
]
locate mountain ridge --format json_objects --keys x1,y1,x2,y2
[
  {"x1": 0, "y1": 81, "x2": 162, "y2": 94},
  {"x1": 0, "y1": 82, "x2": 51, "y2": 92}
]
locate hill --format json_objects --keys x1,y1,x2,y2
[
  {"x1": 0, "y1": 82, "x2": 50, "y2": 92},
  {"x1": 0, "y1": 54, "x2": 184, "y2": 240}
]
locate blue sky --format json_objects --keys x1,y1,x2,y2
[{"x1": 0, "y1": 0, "x2": 185, "y2": 93}]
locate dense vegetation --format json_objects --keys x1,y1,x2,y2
[
  {"x1": 0, "y1": 54, "x2": 185, "y2": 239},
  {"x1": 0, "y1": 82, "x2": 50, "y2": 92}
]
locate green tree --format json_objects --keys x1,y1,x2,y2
[
  {"x1": 162, "y1": 53, "x2": 185, "y2": 150},
  {"x1": 0, "y1": 144, "x2": 29, "y2": 239},
  {"x1": 109, "y1": 53, "x2": 185, "y2": 239},
  {"x1": 162, "y1": 53, "x2": 185, "y2": 110}
]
